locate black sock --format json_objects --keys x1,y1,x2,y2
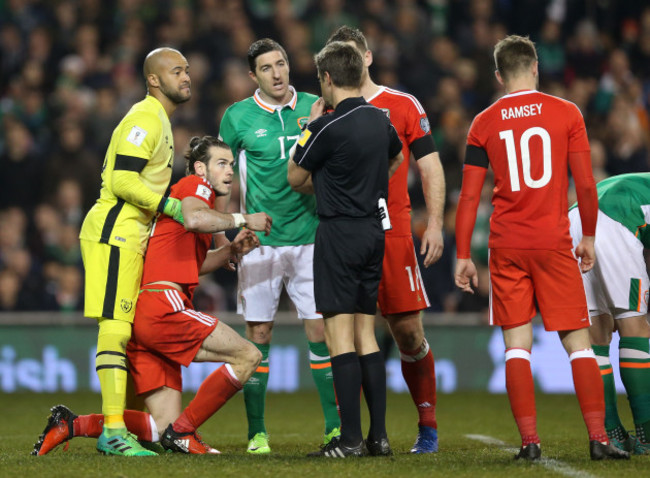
[
  {"x1": 359, "y1": 351, "x2": 387, "y2": 441},
  {"x1": 331, "y1": 352, "x2": 363, "y2": 446}
]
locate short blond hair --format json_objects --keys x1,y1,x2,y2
[{"x1": 493, "y1": 35, "x2": 537, "y2": 82}]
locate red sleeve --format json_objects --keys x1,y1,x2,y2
[
  {"x1": 171, "y1": 176, "x2": 214, "y2": 207},
  {"x1": 567, "y1": 103, "x2": 590, "y2": 152},
  {"x1": 569, "y1": 150, "x2": 597, "y2": 236},
  {"x1": 455, "y1": 163, "x2": 488, "y2": 258},
  {"x1": 403, "y1": 96, "x2": 430, "y2": 146}
]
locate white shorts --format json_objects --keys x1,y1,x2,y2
[
  {"x1": 569, "y1": 208, "x2": 648, "y2": 319},
  {"x1": 237, "y1": 244, "x2": 321, "y2": 321}
]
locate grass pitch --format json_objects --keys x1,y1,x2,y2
[{"x1": 1, "y1": 391, "x2": 647, "y2": 477}]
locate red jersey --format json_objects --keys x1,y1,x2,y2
[
  {"x1": 465, "y1": 90, "x2": 590, "y2": 250},
  {"x1": 368, "y1": 86, "x2": 432, "y2": 236},
  {"x1": 141, "y1": 175, "x2": 215, "y2": 299}
]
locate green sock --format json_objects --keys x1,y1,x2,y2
[
  {"x1": 308, "y1": 341, "x2": 340, "y2": 435},
  {"x1": 244, "y1": 342, "x2": 270, "y2": 440},
  {"x1": 593, "y1": 344, "x2": 625, "y2": 433},
  {"x1": 619, "y1": 337, "x2": 650, "y2": 442}
]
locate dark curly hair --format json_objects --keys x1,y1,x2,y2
[{"x1": 184, "y1": 135, "x2": 230, "y2": 175}]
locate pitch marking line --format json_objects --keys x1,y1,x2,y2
[{"x1": 465, "y1": 434, "x2": 596, "y2": 478}]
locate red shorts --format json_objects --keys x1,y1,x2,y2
[
  {"x1": 378, "y1": 234, "x2": 430, "y2": 315},
  {"x1": 488, "y1": 248, "x2": 590, "y2": 331},
  {"x1": 126, "y1": 285, "x2": 218, "y2": 395}
]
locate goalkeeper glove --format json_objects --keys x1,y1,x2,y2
[{"x1": 162, "y1": 197, "x2": 184, "y2": 225}]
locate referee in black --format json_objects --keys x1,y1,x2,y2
[{"x1": 288, "y1": 41, "x2": 403, "y2": 458}]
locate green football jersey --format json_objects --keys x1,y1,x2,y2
[
  {"x1": 219, "y1": 88, "x2": 318, "y2": 246},
  {"x1": 571, "y1": 173, "x2": 650, "y2": 247}
]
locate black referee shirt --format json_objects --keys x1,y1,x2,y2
[{"x1": 292, "y1": 96, "x2": 402, "y2": 218}]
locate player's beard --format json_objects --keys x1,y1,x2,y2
[{"x1": 160, "y1": 78, "x2": 191, "y2": 105}]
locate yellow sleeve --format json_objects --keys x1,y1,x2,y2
[{"x1": 111, "y1": 110, "x2": 166, "y2": 212}]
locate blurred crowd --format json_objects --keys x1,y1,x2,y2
[{"x1": 1, "y1": 0, "x2": 649, "y2": 317}]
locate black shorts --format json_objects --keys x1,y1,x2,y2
[{"x1": 314, "y1": 217, "x2": 385, "y2": 315}]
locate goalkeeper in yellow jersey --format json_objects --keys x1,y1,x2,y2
[{"x1": 78, "y1": 47, "x2": 191, "y2": 456}]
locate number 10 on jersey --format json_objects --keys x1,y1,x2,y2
[{"x1": 499, "y1": 127, "x2": 552, "y2": 192}]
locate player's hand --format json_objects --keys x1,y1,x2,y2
[
  {"x1": 308, "y1": 97, "x2": 326, "y2": 123},
  {"x1": 420, "y1": 223, "x2": 444, "y2": 267},
  {"x1": 214, "y1": 232, "x2": 235, "y2": 271},
  {"x1": 455, "y1": 258, "x2": 478, "y2": 294},
  {"x1": 163, "y1": 197, "x2": 184, "y2": 225},
  {"x1": 244, "y1": 212, "x2": 272, "y2": 236},
  {"x1": 230, "y1": 229, "x2": 260, "y2": 258},
  {"x1": 575, "y1": 235, "x2": 595, "y2": 273}
]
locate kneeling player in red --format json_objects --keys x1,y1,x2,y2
[{"x1": 32, "y1": 136, "x2": 272, "y2": 455}]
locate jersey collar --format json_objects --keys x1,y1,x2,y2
[
  {"x1": 365, "y1": 85, "x2": 386, "y2": 103},
  {"x1": 502, "y1": 89, "x2": 538, "y2": 99},
  {"x1": 253, "y1": 86, "x2": 298, "y2": 113}
]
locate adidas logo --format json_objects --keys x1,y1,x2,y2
[
  {"x1": 255, "y1": 128, "x2": 267, "y2": 138},
  {"x1": 175, "y1": 438, "x2": 190, "y2": 452},
  {"x1": 417, "y1": 402, "x2": 432, "y2": 408}
]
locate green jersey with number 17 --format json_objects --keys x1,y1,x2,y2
[{"x1": 219, "y1": 88, "x2": 318, "y2": 246}]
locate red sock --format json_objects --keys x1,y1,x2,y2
[
  {"x1": 73, "y1": 410, "x2": 153, "y2": 440},
  {"x1": 401, "y1": 340, "x2": 437, "y2": 429},
  {"x1": 124, "y1": 410, "x2": 154, "y2": 441},
  {"x1": 570, "y1": 351, "x2": 608, "y2": 443},
  {"x1": 505, "y1": 348, "x2": 539, "y2": 446},
  {"x1": 173, "y1": 365, "x2": 242, "y2": 434},
  {"x1": 73, "y1": 414, "x2": 104, "y2": 437}
]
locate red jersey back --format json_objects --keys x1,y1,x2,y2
[
  {"x1": 368, "y1": 87, "x2": 431, "y2": 236},
  {"x1": 467, "y1": 90, "x2": 590, "y2": 250},
  {"x1": 141, "y1": 175, "x2": 216, "y2": 299}
]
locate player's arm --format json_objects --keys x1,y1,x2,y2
[
  {"x1": 182, "y1": 196, "x2": 272, "y2": 236},
  {"x1": 111, "y1": 155, "x2": 166, "y2": 212},
  {"x1": 454, "y1": 144, "x2": 488, "y2": 293},
  {"x1": 569, "y1": 150, "x2": 598, "y2": 272},
  {"x1": 410, "y1": 126, "x2": 446, "y2": 266},
  {"x1": 200, "y1": 229, "x2": 260, "y2": 275},
  {"x1": 111, "y1": 116, "x2": 184, "y2": 223}
]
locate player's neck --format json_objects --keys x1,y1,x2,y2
[
  {"x1": 359, "y1": 76, "x2": 380, "y2": 100},
  {"x1": 504, "y1": 77, "x2": 536, "y2": 95},
  {"x1": 148, "y1": 92, "x2": 176, "y2": 118},
  {"x1": 331, "y1": 86, "x2": 361, "y2": 109}
]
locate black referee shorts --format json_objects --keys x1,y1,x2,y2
[{"x1": 314, "y1": 216, "x2": 385, "y2": 315}]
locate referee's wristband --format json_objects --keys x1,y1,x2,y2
[{"x1": 232, "y1": 213, "x2": 247, "y2": 227}]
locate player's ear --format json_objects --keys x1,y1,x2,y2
[
  {"x1": 194, "y1": 161, "x2": 206, "y2": 177},
  {"x1": 364, "y1": 49, "x2": 373, "y2": 68},
  {"x1": 147, "y1": 73, "x2": 160, "y2": 89},
  {"x1": 248, "y1": 70, "x2": 259, "y2": 84},
  {"x1": 495, "y1": 69, "x2": 504, "y2": 86}
]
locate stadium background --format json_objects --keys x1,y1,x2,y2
[{"x1": 0, "y1": 0, "x2": 649, "y2": 394}]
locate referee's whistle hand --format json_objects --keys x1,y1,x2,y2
[{"x1": 308, "y1": 97, "x2": 326, "y2": 123}]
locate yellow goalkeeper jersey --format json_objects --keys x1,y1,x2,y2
[{"x1": 80, "y1": 95, "x2": 174, "y2": 255}]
